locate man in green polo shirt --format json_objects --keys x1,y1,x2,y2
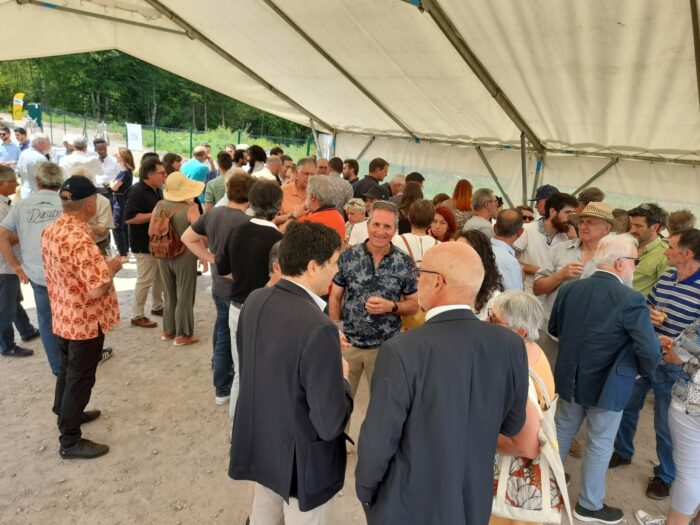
[{"x1": 628, "y1": 203, "x2": 668, "y2": 296}]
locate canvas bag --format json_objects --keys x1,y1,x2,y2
[
  {"x1": 492, "y1": 369, "x2": 574, "y2": 525},
  {"x1": 148, "y1": 201, "x2": 186, "y2": 260}
]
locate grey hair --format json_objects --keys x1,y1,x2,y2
[
  {"x1": 491, "y1": 291, "x2": 545, "y2": 342},
  {"x1": 70, "y1": 166, "x2": 92, "y2": 179},
  {"x1": 390, "y1": 174, "x2": 406, "y2": 184},
  {"x1": 472, "y1": 188, "x2": 495, "y2": 210},
  {"x1": 593, "y1": 233, "x2": 639, "y2": 266},
  {"x1": 306, "y1": 174, "x2": 335, "y2": 207},
  {"x1": 298, "y1": 157, "x2": 317, "y2": 169},
  {"x1": 266, "y1": 155, "x2": 281, "y2": 167},
  {"x1": 35, "y1": 162, "x2": 64, "y2": 190},
  {"x1": 0, "y1": 165, "x2": 16, "y2": 181},
  {"x1": 369, "y1": 200, "x2": 399, "y2": 226},
  {"x1": 30, "y1": 133, "x2": 50, "y2": 149},
  {"x1": 72, "y1": 136, "x2": 88, "y2": 150}
]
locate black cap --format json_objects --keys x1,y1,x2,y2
[
  {"x1": 362, "y1": 186, "x2": 385, "y2": 200},
  {"x1": 529, "y1": 184, "x2": 559, "y2": 201},
  {"x1": 59, "y1": 176, "x2": 97, "y2": 201}
]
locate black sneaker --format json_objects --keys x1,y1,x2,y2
[
  {"x1": 574, "y1": 503, "x2": 624, "y2": 524},
  {"x1": 21, "y1": 330, "x2": 40, "y2": 342},
  {"x1": 59, "y1": 438, "x2": 109, "y2": 459},
  {"x1": 81, "y1": 410, "x2": 101, "y2": 424},
  {"x1": 99, "y1": 347, "x2": 113, "y2": 365},
  {"x1": 646, "y1": 477, "x2": 671, "y2": 500},
  {"x1": 1, "y1": 345, "x2": 34, "y2": 357},
  {"x1": 608, "y1": 451, "x2": 632, "y2": 469}
]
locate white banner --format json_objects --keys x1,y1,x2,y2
[{"x1": 125, "y1": 122, "x2": 143, "y2": 151}]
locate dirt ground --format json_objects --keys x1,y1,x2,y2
[{"x1": 0, "y1": 263, "x2": 667, "y2": 525}]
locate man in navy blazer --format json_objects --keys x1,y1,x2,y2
[
  {"x1": 229, "y1": 222, "x2": 352, "y2": 523},
  {"x1": 355, "y1": 242, "x2": 530, "y2": 525},
  {"x1": 550, "y1": 234, "x2": 661, "y2": 524}
]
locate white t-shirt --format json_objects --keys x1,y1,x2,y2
[
  {"x1": 392, "y1": 233, "x2": 439, "y2": 267},
  {"x1": 513, "y1": 219, "x2": 569, "y2": 293},
  {"x1": 348, "y1": 220, "x2": 369, "y2": 246},
  {"x1": 59, "y1": 151, "x2": 103, "y2": 183},
  {"x1": 95, "y1": 155, "x2": 119, "y2": 185}
]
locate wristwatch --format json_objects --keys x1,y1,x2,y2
[{"x1": 391, "y1": 301, "x2": 399, "y2": 313}]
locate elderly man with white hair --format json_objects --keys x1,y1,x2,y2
[
  {"x1": 549, "y1": 234, "x2": 662, "y2": 524},
  {"x1": 17, "y1": 133, "x2": 52, "y2": 198},
  {"x1": 59, "y1": 136, "x2": 103, "y2": 184},
  {"x1": 356, "y1": 241, "x2": 530, "y2": 524}
]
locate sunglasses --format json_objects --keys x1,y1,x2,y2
[
  {"x1": 522, "y1": 215, "x2": 535, "y2": 222},
  {"x1": 618, "y1": 256, "x2": 641, "y2": 266}
]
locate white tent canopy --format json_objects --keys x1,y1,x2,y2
[{"x1": 2, "y1": 0, "x2": 699, "y2": 209}]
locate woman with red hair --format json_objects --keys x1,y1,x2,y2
[
  {"x1": 444, "y1": 179, "x2": 473, "y2": 230},
  {"x1": 429, "y1": 206, "x2": 457, "y2": 242}
]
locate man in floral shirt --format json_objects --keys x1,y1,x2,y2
[
  {"x1": 329, "y1": 201, "x2": 418, "y2": 410},
  {"x1": 42, "y1": 176, "x2": 123, "y2": 460}
]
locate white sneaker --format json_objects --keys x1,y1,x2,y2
[
  {"x1": 215, "y1": 395, "x2": 230, "y2": 406},
  {"x1": 635, "y1": 510, "x2": 666, "y2": 525}
]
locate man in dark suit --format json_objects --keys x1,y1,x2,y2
[
  {"x1": 550, "y1": 233, "x2": 662, "y2": 525},
  {"x1": 355, "y1": 242, "x2": 530, "y2": 524},
  {"x1": 229, "y1": 221, "x2": 352, "y2": 524}
]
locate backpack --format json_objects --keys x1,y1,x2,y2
[
  {"x1": 148, "y1": 201, "x2": 187, "y2": 260},
  {"x1": 492, "y1": 368, "x2": 574, "y2": 524}
]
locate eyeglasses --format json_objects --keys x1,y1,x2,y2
[
  {"x1": 412, "y1": 267, "x2": 447, "y2": 284},
  {"x1": 618, "y1": 256, "x2": 641, "y2": 266},
  {"x1": 522, "y1": 215, "x2": 535, "y2": 222}
]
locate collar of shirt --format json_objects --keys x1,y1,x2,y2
[
  {"x1": 425, "y1": 304, "x2": 472, "y2": 321},
  {"x1": 642, "y1": 236, "x2": 666, "y2": 255},
  {"x1": 595, "y1": 269, "x2": 624, "y2": 284},
  {"x1": 491, "y1": 238, "x2": 515, "y2": 255},
  {"x1": 0, "y1": 194, "x2": 9, "y2": 205},
  {"x1": 362, "y1": 239, "x2": 396, "y2": 259},
  {"x1": 283, "y1": 278, "x2": 327, "y2": 311},
  {"x1": 250, "y1": 218, "x2": 278, "y2": 230}
]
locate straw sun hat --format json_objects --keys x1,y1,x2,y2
[
  {"x1": 163, "y1": 172, "x2": 205, "y2": 202},
  {"x1": 568, "y1": 201, "x2": 616, "y2": 225}
]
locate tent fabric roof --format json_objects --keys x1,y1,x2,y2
[{"x1": 2, "y1": 0, "x2": 699, "y2": 161}]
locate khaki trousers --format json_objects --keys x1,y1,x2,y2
[
  {"x1": 345, "y1": 345, "x2": 379, "y2": 398},
  {"x1": 250, "y1": 483, "x2": 333, "y2": 525},
  {"x1": 132, "y1": 253, "x2": 164, "y2": 318}
]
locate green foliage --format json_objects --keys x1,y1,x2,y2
[{"x1": 0, "y1": 50, "x2": 310, "y2": 138}]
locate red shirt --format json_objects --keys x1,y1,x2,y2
[{"x1": 299, "y1": 206, "x2": 346, "y2": 241}]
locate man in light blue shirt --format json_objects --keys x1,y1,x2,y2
[
  {"x1": 491, "y1": 209, "x2": 524, "y2": 291},
  {"x1": 17, "y1": 134, "x2": 52, "y2": 198},
  {"x1": 0, "y1": 162, "x2": 63, "y2": 373},
  {"x1": 181, "y1": 146, "x2": 210, "y2": 202},
  {"x1": 0, "y1": 126, "x2": 21, "y2": 166}
]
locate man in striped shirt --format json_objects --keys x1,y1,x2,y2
[{"x1": 610, "y1": 228, "x2": 700, "y2": 500}]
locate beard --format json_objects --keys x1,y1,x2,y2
[{"x1": 551, "y1": 215, "x2": 571, "y2": 233}]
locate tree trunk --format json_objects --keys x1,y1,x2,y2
[{"x1": 203, "y1": 93, "x2": 208, "y2": 131}]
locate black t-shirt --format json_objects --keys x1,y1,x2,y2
[
  {"x1": 216, "y1": 220, "x2": 283, "y2": 304},
  {"x1": 191, "y1": 207, "x2": 250, "y2": 297},
  {"x1": 123, "y1": 181, "x2": 163, "y2": 253}
]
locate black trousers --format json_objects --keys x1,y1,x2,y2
[{"x1": 52, "y1": 329, "x2": 104, "y2": 448}]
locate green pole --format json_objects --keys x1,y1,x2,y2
[
  {"x1": 124, "y1": 124, "x2": 129, "y2": 148},
  {"x1": 189, "y1": 128, "x2": 193, "y2": 157},
  {"x1": 237, "y1": 130, "x2": 241, "y2": 144},
  {"x1": 63, "y1": 114, "x2": 66, "y2": 134},
  {"x1": 306, "y1": 136, "x2": 312, "y2": 156},
  {"x1": 153, "y1": 125, "x2": 157, "y2": 152}
]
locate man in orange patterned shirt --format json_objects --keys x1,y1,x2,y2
[{"x1": 41, "y1": 176, "x2": 123, "y2": 460}]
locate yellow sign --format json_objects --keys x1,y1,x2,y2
[{"x1": 12, "y1": 92, "x2": 25, "y2": 121}]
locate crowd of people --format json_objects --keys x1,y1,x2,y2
[{"x1": 0, "y1": 127, "x2": 699, "y2": 525}]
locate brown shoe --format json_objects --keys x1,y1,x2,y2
[
  {"x1": 150, "y1": 308, "x2": 163, "y2": 317},
  {"x1": 131, "y1": 316, "x2": 157, "y2": 328},
  {"x1": 568, "y1": 438, "x2": 583, "y2": 458},
  {"x1": 173, "y1": 336, "x2": 199, "y2": 346},
  {"x1": 161, "y1": 331, "x2": 175, "y2": 341}
]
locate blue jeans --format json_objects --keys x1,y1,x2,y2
[
  {"x1": 556, "y1": 399, "x2": 623, "y2": 511},
  {"x1": 212, "y1": 293, "x2": 233, "y2": 397},
  {"x1": 0, "y1": 274, "x2": 37, "y2": 352},
  {"x1": 112, "y1": 196, "x2": 129, "y2": 256},
  {"x1": 30, "y1": 281, "x2": 61, "y2": 374},
  {"x1": 614, "y1": 363, "x2": 680, "y2": 484}
]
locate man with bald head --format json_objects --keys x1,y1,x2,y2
[{"x1": 355, "y1": 242, "x2": 530, "y2": 525}]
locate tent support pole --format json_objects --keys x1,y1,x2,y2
[
  {"x1": 476, "y1": 146, "x2": 514, "y2": 208},
  {"x1": 572, "y1": 158, "x2": 619, "y2": 195},
  {"x1": 691, "y1": 0, "x2": 700, "y2": 110},
  {"x1": 262, "y1": 0, "x2": 419, "y2": 141},
  {"x1": 357, "y1": 136, "x2": 376, "y2": 161},
  {"x1": 520, "y1": 132, "x2": 528, "y2": 204},
  {"x1": 420, "y1": 0, "x2": 545, "y2": 155},
  {"x1": 331, "y1": 130, "x2": 337, "y2": 157},
  {"x1": 142, "y1": 0, "x2": 335, "y2": 133},
  {"x1": 16, "y1": 0, "x2": 187, "y2": 35},
  {"x1": 309, "y1": 120, "x2": 321, "y2": 156}
]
